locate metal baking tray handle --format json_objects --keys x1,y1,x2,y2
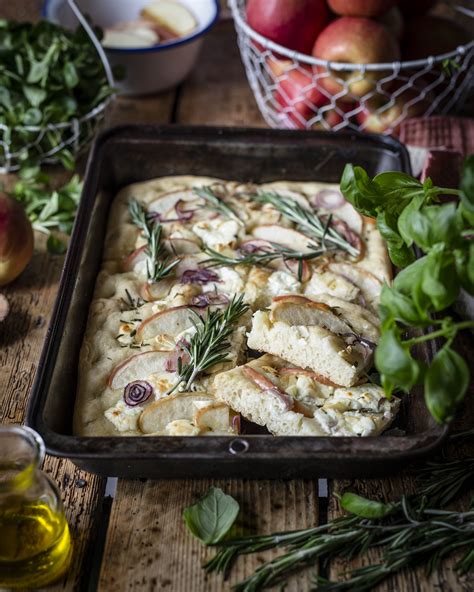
[{"x1": 229, "y1": 439, "x2": 250, "y2": 455}]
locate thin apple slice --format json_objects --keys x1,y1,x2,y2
[
  {"x1": 136, "y1": 305, "x2": 201, "y2": 342},
  {"x1": 194, "y1": 403, "x2": 231, "y2": 433},
  {"x1": 311, "y1": 191, "x2": 363, "y2": 234},
  {"x1": 123, "y1": 245, "x2": 147, "y2": 272},
  {"x1": 252, "y1": 225, "x2": 315, "y2": 253},
  {"x1": 107, "y1": 351, "x2": 170, "y2": 390},
  {"x1": 148, "y1": 189, "x2": 201, "y2": 219},
  {"x1": 270, "y1": 297, "x2": 355, "y2": 337},
  {"x1": 165, "y1": 238, "x2": 201, "y2": 255},
  {"x1": 328, "y1": 262, "x2": 382, "y2": 307},
  {"x1": 141, "y1": 0, "x2": 197, "y2": 38},
  {"x1": 242, "y1": 366, "x2": 293, "y2": 410},
  {"x1": 139, "y1": 392, "x2": 213, "y2": 434}
]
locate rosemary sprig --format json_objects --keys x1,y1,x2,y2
[
  {"x1": 193, "y1": 186, "x2": 243, "y2": 225},
  {"x1": 128, "y1": 199, "x2": 180, "y2": 283},
  {"x1": 202, "y1": 244, "x2": 325, "y2": 269},
  {"x1": 204, "y1": 452, "x2": 474, "y2": 590},
  {"x1": 121, "y1": 288, "x2": 146, "y2": 310},
  {"x1": 253, "y1": 192, "x2": 359, "y2": 257},
  {"x1": 169, "y1": 295, "x2": 249, "y2": 393}
]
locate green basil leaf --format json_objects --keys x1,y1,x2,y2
[
  {"x1": 46, "y1": 234, "x2": 67, "y2": 255},
  {"x1": 397, "y1": 195, "x2": 430, "y2": 249},
  {"x1": 421, "y1": 245, "x2": 459, "y2": 311},
  {"x1": 380, "y1": 284, "x2": 428, "y2": 326},
  {"x1": 375, "y1": 328, "x2": 420, "y2": 392},
  {"x1": 425, "y1": 346, "x2": 469, "y2": 423},
  {"x1": 183, "y1": 487, "x2": 239, "y2": 545},
  {"x1": 460, "y1": 155, "x2": 474, "y2": 213},
  {"x1": 340, "y1": 164, "x2": 381, "y2": 217},
  {"x1": 341, "y1": 492, "x2": 397, "y2": 519},
  {"x1": 377, "y1": 211, "x2": 415, "y2": 268}
]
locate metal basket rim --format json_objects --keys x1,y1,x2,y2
[
  {"x1": 0, "y1": 97, "x2": 112, "y2": 135},
  {"x1": 229, "y1": 0, "x2": 474, "y2": 72}
]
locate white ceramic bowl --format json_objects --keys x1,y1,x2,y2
[{"x1": 42, "y1": 0, "x2": 220, "y2": 95}]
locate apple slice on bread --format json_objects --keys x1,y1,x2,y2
[
  {"x1": 107, "y1": 351, "x2": 170, "y2": 390},
  {"x1": 135, "y1": 305, "x2": 201, "y2": 342}
]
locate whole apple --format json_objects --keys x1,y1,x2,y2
[
  {"x1": 403, "y1": 16, "x2": 471, "y2": 59},
  {"x1": 328, "y1": 0, "x2": 396, "y2": 17},
  {"x1": 313, "y1": 18, "x2": 400, "y2": 99},
  {"x1": 274, "y1": 67, "x2": 328, "y2": 128},
  {"x1": 398, "y1": 0, "x2": 436, "y2": 17},
  {"x1": 356, "y1": 89, "x2": 429, "y2": 134},
  {"x1": 247, "y1": 0, "x2": 329, "y2": 55},
  {"x1": 0, "y1": 193, "x2": 34, "y2": 286}
]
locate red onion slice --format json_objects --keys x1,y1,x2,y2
[
  {"x1": 191, "y1": 293, "x2": 229, "y2": 308},
  {"x1": 165, "y1": 339, "x2": 191, "y2": 372},
  {"x1": 124, "y1": 381, "x2": 153, "y2": 407},
  {"x1": 181, "y1": 268, "x2": 221, "y2": 285},
  {"x1": 283, "y1": 258, "x2": 311, "y2": 282},
  {"x1": 232, "y1": 414, "x2": 241, "y2": 434}
]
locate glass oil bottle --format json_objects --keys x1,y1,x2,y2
[{"x1": 0, "y1": 425, "x2": 72, "y2": 588}]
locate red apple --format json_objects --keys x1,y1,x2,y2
[
  {"x1": 328, "y1": 0, "x2": 396, "y2": 18},
  {"x1": 403, "y1": 16, "x2": 471, "y2": 60},
  {"x1": 247, "y1": 0, "x2": 329, "y2": 55},
  {"x1": 274, "y1": 67, "x2": 328, "y2": 128},
  {"x1": 377, "y1": 6, "x2": 404, "y2": 41},
  {"x1": 398, "y1": 0, "x2": 436, "y2": 17},
  {"x1": 313, "y1": 18, "x2": 400, "y2": 99},
  {"x1": 356, "y1": 89, "x2": 429, "y2": 135},
  {"x1": 311, "y1": 101, "x2": 355, "y2": 130}
]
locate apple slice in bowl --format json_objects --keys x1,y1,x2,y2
[{"x1": 107, "y1": 351, "x2": 170, "y2": 390}]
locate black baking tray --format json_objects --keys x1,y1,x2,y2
[{"x1": 26, "y1": 125, "x2": 448, "y2": 478}]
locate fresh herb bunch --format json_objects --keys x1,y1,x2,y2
[
  {"x1": 341, "y1": 157, "x2": 474, "y2": 423},
  {"x1": 193, "y1": 186, "x2": 243, "y2": 224},
  {"x1": 184, "y1": 446, "x2": 474, "y2": 592},
  {"x1": 0, "y1": 19, "x2": 114, "y2": 168},
  {"x1": 128, "y1": 199, "x2": 180, "y2": 284},
  {"x1": 169, "y1": 295, "x2": 249, "y2": 393},
  {"x1": 253, "y1": 191, "x2": 360, "y2": 257},
  {"x1": 8, "y1": 165, "x2": 82, "y2": 253}
]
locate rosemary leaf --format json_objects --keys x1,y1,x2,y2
[
  {"x1": 193, "y1": 186, "x2": 243, "y2": 225},
  {"x1": 202, "y1": 244, "x2": 325, "y2": 269},
  {"x1": 253, "y1": 191, "x2": 359, "y2": 257}
]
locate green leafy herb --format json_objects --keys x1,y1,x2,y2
[
  {"x1": 342, "y1": 159, "x2": 474, "y2": 423},
  {"x1": 169, "y1": 295, "x2": 249, "y2": 393},
  {"x1": 203, "y1": 244, "x2": 324, "y2": 270},
  {"x1": 8, "y1": 165, "x2": 82, "y2": 253},
  {"x1": 193, "y1": 186, "x2": 243, "y2": 224},
  {"x1": 128, "y1": 199, "x2": 179, "y2": 284},
  {"x1": 253, "y1": 191, "x2": 360, "y2": 257},
  {"x1": 183, "y1": 487, "x2": 240, "y2": 545},
  {"x1": 0, "y1": 19, "x2": 114, "y2": 168}
]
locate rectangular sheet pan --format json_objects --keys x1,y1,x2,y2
[{"x1": 26, "y1": 125, "x2": 448, "y2": 478}]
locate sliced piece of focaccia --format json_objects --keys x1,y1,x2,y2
[
  {"x1": 213, "y1": 355, "x2": 399, "y2": 437},
  {"x1": 247, "y1": 295, "x2": 379, "y2": 387}
]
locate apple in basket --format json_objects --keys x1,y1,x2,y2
[
  {"x1": 246, "y1": 0, "x2": 329, "y2": 55},
  {"x1": 273, "y1": 66, "x2": 329, "y2": 129},
  {"x1": 312, "y1": 17, "x2": 400, "y2": 99},
  {"x1": 356, "y1": 89, "x2": 430, "y2": 135},
  {"x1": 327, "y1": 0, "x2": 396, "y2": 18}
]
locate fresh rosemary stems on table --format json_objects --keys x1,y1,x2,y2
[
  {"x1": 169, "y1": 295, "x2": 249, "y2": 393},
  {"x1": 128, "y1": 199, "x2": 179, "y2": 283},
  {"x1": 253, "y1": 191, "x2": 360, "y2": 257}
]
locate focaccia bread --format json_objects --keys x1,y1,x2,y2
[
  {"x1": 74, "y1": 175, "x2": 393, "y2": 437},
  {"x1": 213, "y1": 355, "x2": 400, "y2": 437}
]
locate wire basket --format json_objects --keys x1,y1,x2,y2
[
  {"x1": 229, "y1": 0, "x2": 474, "y2": 135},
  {"x1": 0, "y1": 0, "x2": 114, "y2": 173}
]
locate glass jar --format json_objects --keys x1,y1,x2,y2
[{"x1": 0, "y1": 425, "x2": 72, "y2": 589}]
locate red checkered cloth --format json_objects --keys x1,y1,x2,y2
[{"x1": 399, "y1": 116, "x2": 474, "y2": 186}]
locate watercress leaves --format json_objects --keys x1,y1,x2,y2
[
  {"x1": 340, "y1": 493, "x2": 397, "y2": 519},
  {"x1": 183, "y1": 487, "x2": 240, "y2": 545},
  {"x1": 425, "y1": 346, "x2": 469, "y2": 424}
]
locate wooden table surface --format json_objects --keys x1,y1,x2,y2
[{"x1": 1, "y1": 3, "x2": 473, "y2": 592}]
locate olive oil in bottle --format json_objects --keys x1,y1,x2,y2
[
  {"x1": 0, "y1": 426, "x2": 73, "y2": 589},
  {"x1": 0, "y1": 500, "x2": 72, "y2": 588}
]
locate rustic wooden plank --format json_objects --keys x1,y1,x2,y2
[
  {"x1": 328, "y1": 331, "x2": 474, "y2": 592},
  {"x1": 177, "y1": 20, "x2": 265, "y2": 127},
  {"x1": 99, "y1": 479, "x2": 318, "y2": 591}
]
